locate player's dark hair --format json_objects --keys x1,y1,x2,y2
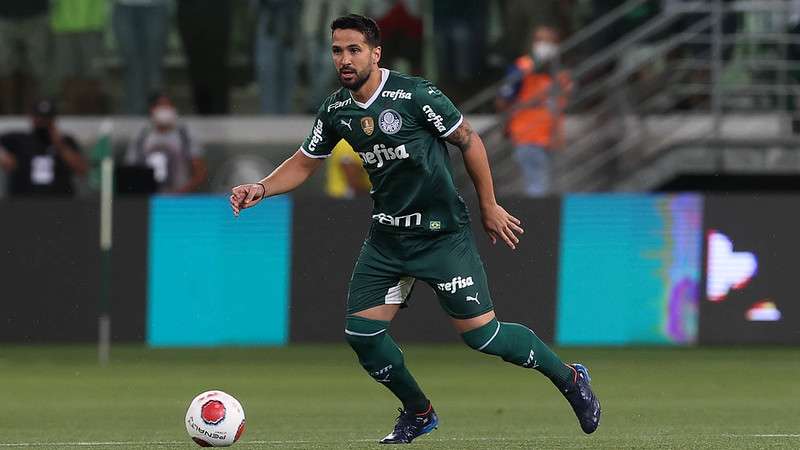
[{"x1": 331, "y1": 14, "x2": 381, "y2": 48}]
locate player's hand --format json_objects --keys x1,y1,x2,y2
[
  {"x1": 230, "y1": 183, "x2": 266, "y2": 217},
  {"x1": 481, "y1": 203, "x2": 524, "y2": 250}
]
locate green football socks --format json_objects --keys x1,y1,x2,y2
[
  {"x1": 461, "y1": 318, "x2": 575, "y2": 390},
  {"x1": 344, "y1": 316, "x2": 430, "y2": 413}
]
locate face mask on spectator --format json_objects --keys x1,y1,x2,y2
[
  {"x1": 152, "y1": 106, "x2": 177, "y2": 127},
  {"x1": 532, "y1": 42, "x2": 558, "y2": 63}
]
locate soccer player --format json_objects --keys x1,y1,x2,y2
[{"x1": 230, "y1": 14, "x2": 601, "y2": 444}]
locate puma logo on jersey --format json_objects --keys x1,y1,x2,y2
[
  {"x1": 382, "y1": 89, "x2": 412, "y2": 100},
  {"x1": 466, "y1": 292, "x2": 480, "y2": 304},
  {"x1": 422, "y1": 105, "x2": 446, "y2": 133},
  {"x1": 328, "y1": 98, "x2": 352, "y2": 112},
  {"x1": 372, "y1": 212, "x2": 422, "y2": 227},
  {"x1": 437, "y1": 276, "x2": 474, "y2": 294},
  {"x1": 357, "y1": 143, "x2": 409, "y2": 168},
  {"x1": 308, "y1": 119, "x2": 324, "y2": 151},
  {"x1": 340, "y1": 118, "x2": 352, "y2": 131}
]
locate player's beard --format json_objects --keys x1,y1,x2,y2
[{"x1": 338, "y1": 66, "x2": 372, "y2": 91}]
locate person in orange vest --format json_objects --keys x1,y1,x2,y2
[{"x1": 496, "y1": 25, "x2": 571, "y2": 197}]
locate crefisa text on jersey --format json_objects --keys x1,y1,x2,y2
[
  {"x1": 422, "y1": 105, "x2": 446, "y2": 133},
  {"x1": 307, "y1": 119, "x2": 324, "y2": 151},
  {"x1": 437, "y1": 276, "x2": 475, "y2": 294},
  {"x1": 381, "y1": 89, "x2": 412, "y2": 100},
  {"x1": 357, "y1": 143, "x2": 409, "y2": 168}
]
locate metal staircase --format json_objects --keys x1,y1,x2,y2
[{"x1": 458, "y1": 0, "x2": 800, "y2": 194}]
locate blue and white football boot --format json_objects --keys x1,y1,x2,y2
[
  {"x1": 379, "y1": 404, "x2": 438, "y2": 444},
  {"x1": 561, "y1": 363, "x2": 601, "y2": 434}
]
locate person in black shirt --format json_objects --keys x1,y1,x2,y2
[
  {"x1": 0, "y1": 0, "x2": 50, "y2": 114},
  {"x1": 0, "y1": 99, "x2": 88, "y2": 196}
]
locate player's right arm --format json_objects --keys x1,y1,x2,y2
[
  {"x1": 230, "y1": 106, "x2": 340, "y2": 216},
  {"x1": 230, "y1": 150, "x2": 323, "y2": 216}
]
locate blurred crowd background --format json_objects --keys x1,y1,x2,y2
[
  {"x1": 0, "y1": 0, "x2": 595, "y2": 116},
  {"x1": 2, "y1": 0, "x2": 800, "y2": 200}
]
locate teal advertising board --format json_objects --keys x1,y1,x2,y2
[
  {"x1": 556, "y1": 194, "x2": 702, "y2": 345},
  {"x1": 147, "y1": 195, "x2": 292, "y2": 346}
]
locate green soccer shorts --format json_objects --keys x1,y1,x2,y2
[{"x1": 347, "y1": 224, "x2": 494, "y2": 319}]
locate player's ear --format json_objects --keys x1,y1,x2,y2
[{"x1": 372, "y1": 45, "x2": 382, "y2": 64}]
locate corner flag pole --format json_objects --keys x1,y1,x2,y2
[{"x1": 98, "y1": 120, "x2": 114, "y2": 366}]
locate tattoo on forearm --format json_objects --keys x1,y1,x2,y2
[{"x1": 445, "y1": 122, "x2": 474, "y2": 149}]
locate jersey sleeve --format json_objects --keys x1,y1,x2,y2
[
  {"x1": 299, "y1": 104, "x2": 340, "y2": 159},
  {"x1": 414, "y1": 79, "x2": 464, "y2": 138}
]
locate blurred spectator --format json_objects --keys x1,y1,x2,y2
[
  {"x1": 373, "y1": 0, "x2": 423, "y2": 75},
  {"x1": 50, "y1": 0, "x2": 109, "y2": 114},
  {"x1": 177, "y1": 0, "x2": 233, "y2": 115},
  {"x1": 124, "y1": 93, "x2": 208, "y2": 193},
  {"x1": 787, "y1": 0, "x2": 800, "y2": 133},
  {"x1": 325, "y1": 140, "x2": 371, "y2": 199},
  {"x1": 112, "y1": 0, "x2": 168, "y2": 115},
  {"x1": 301, "y1": 0, "x2": 363, "y2": 112},
  {"x1": 0, "y1": 1, "x2": 50, "y2": 114},
  {"x1": 0, "y1": 99, "x2": 88, "y2": 196},
  {"x1": 496, "y1": 25, "x2": 571, "y2": 197},
  {"x1": 501, "y1": 0, "x2": 574, "y2": 59},
  {"x1": 432, "y1": 0, "x2": 487, "y2": 86},
  {"x1": 254, "y1": 0, "x2": 300, "y2": 114}
]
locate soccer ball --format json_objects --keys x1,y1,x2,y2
[{"x1": 185, "y1": 390, "x2": 246, "y2": 447}]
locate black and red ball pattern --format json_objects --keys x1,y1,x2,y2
[
  {"x1": 192, "y1": 437, "x2": 212, "y2": 447},
  {"x1": 235, "y1": 420, "x2": 246, "y2": 442},
  {"x1": 201, "y1": 400, "x2": 226, "y2": 425}
]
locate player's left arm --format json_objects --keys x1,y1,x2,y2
[{"x1": 446, "y1": 120, "x2": 524, "y2": 249}]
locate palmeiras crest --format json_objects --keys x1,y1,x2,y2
[{"x1": 378, "y1": 109, "x2": 402, "y2": 135}]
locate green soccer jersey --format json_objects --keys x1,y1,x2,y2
[{"x1": 301, "y1": 68, "x2": 470, "y2": 234}]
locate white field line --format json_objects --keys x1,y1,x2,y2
[
  {"x1": 1, "y1": 435, "x2": 798, "y2": 447},
  {"x1": 722, "y1": 434, "x2": 800, "y2": 438},
  {"x1": 750, "y1": 434, "x2": 800, "y2": 437}
]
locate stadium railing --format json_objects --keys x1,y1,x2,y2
[{"x1": 459, "y1": 0, "x2": 800, "y2": 194}]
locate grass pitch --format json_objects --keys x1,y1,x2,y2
[{"x1": 1, "y1": 344, "x2": 798, "y2": 449}]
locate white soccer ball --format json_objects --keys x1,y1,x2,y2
[{"x1": 185, "y1": 390, "x2": 246, "y2": 447}]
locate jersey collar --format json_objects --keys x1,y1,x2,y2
[{"x1": 350, "y1": 68, "x2": 389, "y2": 109}]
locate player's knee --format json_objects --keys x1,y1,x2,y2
[
  {"x1": 344, "y1": 316, "x2": 389, "y2": 342},
  {"x1": 460, "y1": 318, "x2": 503, "y2": 355},
  {"x1": 344, "y1": 315, "x2": 404, "y2": 376},
  {"x1": 344, "y1": 315, "x2": 388, "y2": 351}
]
